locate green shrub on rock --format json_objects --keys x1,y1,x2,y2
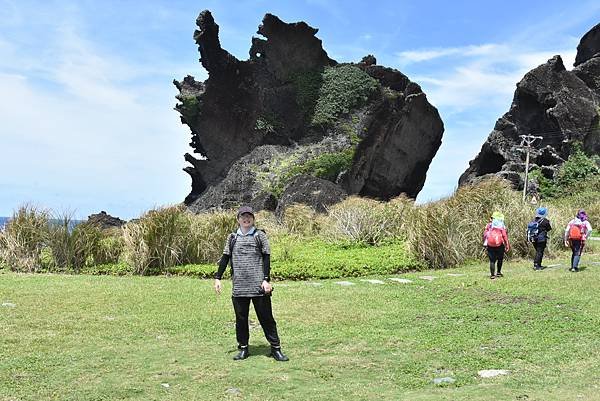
[{"x1": 312, "y1": 65, "x2": 379, "y2": 127}]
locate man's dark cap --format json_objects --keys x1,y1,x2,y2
[{"x1": 237, "y1": 206, "x2": 255, "y2": 218}]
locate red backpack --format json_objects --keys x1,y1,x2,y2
[
  {"x1": 487, "y1": 227, "x2": 504, "y2": 247},
  {"x1": 568, "y1": 223, "x2": 584, "y2": 240}
]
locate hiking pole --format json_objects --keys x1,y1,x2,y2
[{"x1": 519, "y1": 134, "x2": 544, "y2": 202}]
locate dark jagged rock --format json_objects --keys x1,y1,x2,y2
[
  {"x1": 575, "y1": 22, "x2": 600, "y2": 66},
  {"x1": 87, "y1": 211, "x2": 126, "y2": 229},
  {"x1": 276, "y1": 175, "x2": 348, "y2": 215},
  {"x1": 176, "y1": 10, "x2": 444, "y2": 212},
  {"x1": 460, "y1": 27, "x2": 600, "y2": 189}
]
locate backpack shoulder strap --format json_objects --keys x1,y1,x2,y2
[
  {"x1": 228, "y1": 233, "x2": 237, "y2": 255},
  {"x1": 254, "y1": 229, "x2": 265, "y2": 255}
]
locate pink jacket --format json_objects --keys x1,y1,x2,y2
[{"x1": 483, "y1": 223, "x2": 510, "y2": 250}]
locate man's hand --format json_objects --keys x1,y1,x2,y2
[
  {"x1": 564, "y1": 241, "x2": 569, "y2": 247},
  {"x1": 261, "y1": 280, "x2": 272, "y2": 294},
  {"x1": 214, "y1": 279, "x2": 222, "y2": 294}
]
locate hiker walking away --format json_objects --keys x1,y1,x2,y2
[
  {"x1": 483, "y1": 212, "x2": 510, "y2": 279},
  {"x1": 214, "y1": 206, "x2": 289, "y2": 362},
  {"x1": 528, "y1": 207, "x2": 552, "y2": 270},
  {"x1": 564, "y1": 209, "x2": 593, "y2": 272}
]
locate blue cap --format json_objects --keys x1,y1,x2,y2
[{"x1": 536, "y1": 207, "x2": 547, "y2": 217}]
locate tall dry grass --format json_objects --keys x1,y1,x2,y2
[
  {"x1": 405, "y1": 178, "x2": 546, "y2": 268},
  {"x1": 4, "y1": 177, "x2": 598, "y2": 275},
  {"x1": 122, "y1": 206, "x2": 237, "y2": 274},
  {"x1": 280, "y1": 204, "x2": 325, "y2": 236},
  {"x1": 0, "y1": 205, "x2": 50, "y2": 272},
  {"x1": 322, "y1": 196, "x2": 413, "y2": 245}
]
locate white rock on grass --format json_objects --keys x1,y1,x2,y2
[
  {"x1": 447, "y1": 273, "x2": 465, "y2": 277},
  {"x1": 389, "y1": 278, "x2": 413, "y2": 284},
  {"x1": 160, "y1": 383, "x2": 170, "y2": 388},
  {"x1": 419, "y1": 276, "x2": 437, "y2": 281},
  {"x1": 360, "y1": 279, "x2": 385, "y2": 284},
  {"x1": 1, "y1": 302, "x2": 16, "y2": 308},
  {"x1": 226, "y1": 387, "x2": 242, "y2": 395},
  {"x1": 334, "y1": 281, "x2": 355, "y2": 286},
  {"x1": 478, "y1": 369, "x2": 510, "y2": 378},
  {"x1": 433, "y1": 377, "x2": 456, "y2": 385}
]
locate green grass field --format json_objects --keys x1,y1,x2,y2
[{"x1": 2, "y1": 255, "x2": 600, "y2": 401}]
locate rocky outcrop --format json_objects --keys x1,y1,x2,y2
[
  {"x1": 276, "y1": 175, "x2": 348, "y2": 215},
  {"x1": 87, "y1": 211, "x2": 126, "y2": 229},
  {"x1": 460, "y1": 23, "x2": 600, "y2": 188},
  {"x1": 575, "y1": 22, "x2": 600, "y2": 67},
  {"x1": 176, "y1": 10, "x2": 444, "y2": 212}
]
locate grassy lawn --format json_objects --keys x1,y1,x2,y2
[{"x1": 2, "y1": 255, "x2": 600, "y2": 400}]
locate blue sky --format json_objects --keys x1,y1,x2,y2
[{"x1": 1, "y1": 0, "x2": 599, "y2": 219}]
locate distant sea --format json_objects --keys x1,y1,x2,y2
[{"x1": 0, "y1": 217, "x2": 83, "y2": 230}]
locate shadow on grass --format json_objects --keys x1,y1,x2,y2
[{"x1": 227, "y1": 344, "x2": 273, "y2": 359}]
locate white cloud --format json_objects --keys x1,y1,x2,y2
[
  {"x1": 0, "y1": 8, "x2": 196, "y2": 219},
  {"x1": 397, "y1": 44, "x2": 500, "y2": 65},
  {"x1": 407, "y1": 45, "x2": 577, "y2": 113},
  {"x1": 408, "y1": 41, "x2": 578, "y2": 202}
]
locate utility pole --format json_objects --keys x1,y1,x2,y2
[{"x1": 519, "y1": 134, "x2": 543, "y2": 202}]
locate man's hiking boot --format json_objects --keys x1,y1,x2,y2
[
  {"x1": 496, "y1": 273, "x2": 503, "y2": 277},
  {"x1": 233, "y1": 346, "x2": 249, "y2": 360},
  {"x1": 490, "y1": 275, "x2": 496, "y2": 280},
  {"x1": 270, "y1": 347, "x2": 289, "y2": 362}
]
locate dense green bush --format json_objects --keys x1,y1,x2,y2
[
  {"x1": 80, "y1": 262, "x2": 132, "y2": 276},
  {"x1": 290, "y1": 148, "x2": 355, "y2": 182},
  {"x1": 533, "y1": 145, "x2": 600, "y2": 198},
  {"x1": 312, "y1": 65, "x2": 379, "y2": 127},
  {"x1": 289, "y1": 69, "x2": 323, "y2": 116},
  {"x1": 166, "y1": 237, "x2": 423, "y2": 279},
  {"x1": 270, "y1": 237, "x2": 423, "y2": 279}
]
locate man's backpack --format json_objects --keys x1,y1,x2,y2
[
  {"x1": 568, "y1": 222, "x2": 584, "y2": 240},
  {"x1": 487, "y1": 227, "x2": 504, "y2": 247},
  {"x1": 228, "y1": 229, "x2": 266, "y2": 256},
  {"x1": 527, "y1": 220, "x2": 539, "y2": 243}
]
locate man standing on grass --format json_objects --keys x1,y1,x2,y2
[
  {"x1": 214, "y1": 206, "x2": 289, "y2": 362},
  {"x1": 530, "y1": 207, "x2": 552, "y2": 270}
]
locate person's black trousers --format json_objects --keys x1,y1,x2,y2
[
  {"x1": 487, "y1": 244, "x2": 505, "y2": 276},
  {"x1": 570, "y1": 240, "x2": 584, "y2": 270},
  {"x1": 533, "y1": 241, "x2": 546, "y2": 268},
  {"x1": 232, "y1": 296, "x2": 281, "y2": 348}
]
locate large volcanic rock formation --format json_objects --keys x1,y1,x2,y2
[
  {"x1": 175, "y1": 10, "x2": 444, "y2": 212},
  {"x1": 460, "y1": 23, "x2": 600, "y2": 189}
]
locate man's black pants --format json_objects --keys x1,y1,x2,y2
[
  {"x1": 487, "y1": 244, "x2": 505, "y2": 276},
  {"x1": 232, "y1": 296, "x2": 281, "y2": 348},
  {"x1": 533, "y1": 241, "x2": 547, "y2": 268}
]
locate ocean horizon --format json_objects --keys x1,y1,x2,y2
[{"x1": 0, "y1": 217, "x2": 84, "y2": 230}]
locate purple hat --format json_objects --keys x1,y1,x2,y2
[
  {"x1": 577, "y1": 209, "x2": 588, "y2": 221},
  {"x1": 237, "y1": 206, "x2": 255, "y2": 218}
]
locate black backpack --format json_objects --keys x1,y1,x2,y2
[
  {"x1": 527, "y1": 218, "x2": 547, "y2": 243},
  {"x1": 228, "y1": 229, "x2": 266, "y2": 256}
]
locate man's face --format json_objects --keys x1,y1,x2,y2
[{"x1": 238, "y1": 213, "x2": 254, "y2": 229}]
